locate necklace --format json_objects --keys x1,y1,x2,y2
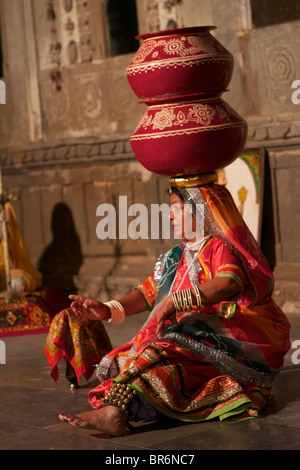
[
  {"x1": 168, "y1": 236, "x2": 209, "y2": 295},
  {"x1": 185, "y1": 238, "x2": 204, "y2": 250}
]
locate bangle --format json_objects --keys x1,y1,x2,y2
[
  {"x1": 172, "y1": 292, "x2": 180, "y2": 312},
  {"x1": 181, "y1": 289, "x2": 188, "y2": 311},
  {"x1": 103, "y1": 300, "x2": 125, "y2": 324},
  {"x1": 193, "y1": 285, "x2": 202, "y2": 309},
  {"x1": 187, "y1": 288, "x2": 193, "y2": 309}
]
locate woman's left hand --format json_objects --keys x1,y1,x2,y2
[{"x1": 156, "y1": 296, "x2": 176, "y2": 337}]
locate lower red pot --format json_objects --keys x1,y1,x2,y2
[{"x1": 130, "y1": 97, "x2": 248, "y2": 176}]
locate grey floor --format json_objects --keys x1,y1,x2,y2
[{"x1": 1, "y1": 310, "x2": 300, "y2": 452}]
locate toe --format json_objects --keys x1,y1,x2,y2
[
  {"x1": 59, "y1": 413, "x2": 90, "y2": 428},
  {"x1": 59, "y1": 413, "x2": 75, "y2": 422}
]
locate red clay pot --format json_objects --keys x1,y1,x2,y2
[
  {"x1": 130, "y1": 97, "x2": 248, "y2": 176},
  {"x1": 126, "y1": 26, "x2": 233, "y2": 103}
]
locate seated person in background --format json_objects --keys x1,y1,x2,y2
[{"x1": 0, "y1": 202, "x2": 42, "y2": 292}]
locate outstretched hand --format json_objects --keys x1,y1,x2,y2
[
  {"x1": 156, "y1": 295, "x2": 176, "y2": 337},
  {"x1": 69, "y1": 295, "x2": 110, "y2": 321}
]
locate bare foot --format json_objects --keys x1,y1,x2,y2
[{"x1": 59, "y1": 405, "x2": 127, "y2": 436}]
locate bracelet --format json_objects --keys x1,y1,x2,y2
[
  {"x1": 181, "y1": 289, "x2": 188, "y2": 311},
  {"x1": 172, "y1": 288, "x2": 194, "y2": 313},
  {"x1": 187, "y1": 288, "x2": 193, "y2": 309},
  {"x1": 103, "y1": 300, "x2": 125, "y2": 324},
  {"x1": 193, "y1": 284, "x2": 202, "y2": 309},
  {"x1": 172, "y1": 292, "x2": 180, "y2": 312}
]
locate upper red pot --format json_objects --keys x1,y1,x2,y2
[{"x1": 126, "y1": 26, "x2": 233, "y2": 103}]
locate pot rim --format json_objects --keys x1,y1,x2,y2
[{"x1": 136, "y1": 26, "x2": 216, "y2": 41}]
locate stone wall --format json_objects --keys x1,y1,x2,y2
[{"x1": 1, "y1": 139, "x2": 174, "y2": 298}]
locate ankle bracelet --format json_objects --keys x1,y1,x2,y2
[{"x1": 102, "y1": 383, "x2": 139, "y2": 414}]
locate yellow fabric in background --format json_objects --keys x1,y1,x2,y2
[{"x1": 0, "y1": 202, "x2": 42, "y2": 292}]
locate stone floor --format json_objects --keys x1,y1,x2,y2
[{"x1": 0, "y1": 311, "x2": 300, "y2": 453}]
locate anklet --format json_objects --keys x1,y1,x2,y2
[{"x1": 102, "y1": 383, "x2": 139, "y2": 414}]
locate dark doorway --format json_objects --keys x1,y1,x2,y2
[
  {"x1": 106, "y1": 0, "x2": 139, "y2": 56},
  {"x1": 251, "y1": 0, "x2": 300, "y2": 28}
]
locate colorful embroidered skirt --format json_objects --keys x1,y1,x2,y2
[
  {"x1": 88, "y1": 301, "x2": 290, "y2": 422},
  {"x1": 88, "y1": 341, "x2": 268, "y2": 421}
]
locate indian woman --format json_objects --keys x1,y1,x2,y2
[{"x1": 53, "y1": 174, "x2": 290, "y2": 436}]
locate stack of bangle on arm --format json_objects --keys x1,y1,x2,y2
[
  {"x1": 172, "y1": 285, "x2": 202, "y2": 314},
  {"x1": 103, "y1": 300, "x2": 125, "y2": 324}
]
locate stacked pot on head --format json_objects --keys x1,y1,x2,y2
[{"x1": 126, "y1": 26, "x2": 247, "y2": 178}]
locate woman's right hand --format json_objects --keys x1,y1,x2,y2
[
  {"x1": 156, "y1": 295, "x2": 177, "y2": 337},
  {"x1": 68, "y1": 295, "x2": 110, "y2": 322}
]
